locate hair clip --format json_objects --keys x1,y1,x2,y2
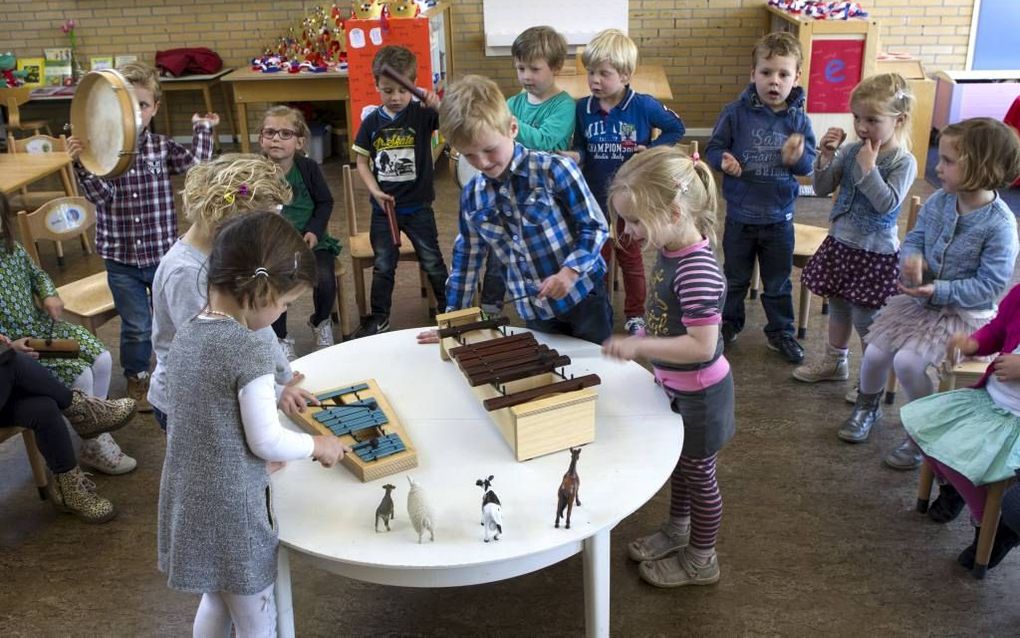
[
  {"x1": 677, "y1": 179, "x2": 690, "y2": 194},
  {"x1": 894, "y1": 89, "x2": 907, "y2": 100},
  {"x1": 691, "y1": 151, "x2": 700, "y2": 162},
  {"x1": 223, "y1": 191, "x2": 236, "y2": 204},
  {"x1": 252, "y1": 267, "x2": 270, "y2": 279},
  {"x1": 238, "y1": 183, "x2": 250, "y2": 198}
]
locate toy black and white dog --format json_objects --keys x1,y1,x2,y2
[{"x1": 475, "y1": 475, "x2": 503, "y2": 542}]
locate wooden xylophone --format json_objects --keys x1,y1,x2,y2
[
  {"x1": 289, "y1": 378, "x2": 418, "y2": 482},
  {"x1": 436, "y1": 308, "x2": 600, "y2": 461}
]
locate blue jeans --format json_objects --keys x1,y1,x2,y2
[
  {"x1": 525, "y1": 279, "x2": 612, "y2": 345},
  {"x1": 721, "y1": 219, "x2": 795, "y2": 338},
  {"x1": 105, "y1": 259, "x2": 157, "y2": 377},
  {"x1": 369, "y1": 206, "x2": 448, "y2": 318}
]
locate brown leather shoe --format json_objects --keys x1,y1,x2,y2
[{"x1": 126, "y1": 372, "x2": 153, "y2": 413}]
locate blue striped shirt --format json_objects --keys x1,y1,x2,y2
[{"x1": 446, "y1": 143, "x2": 609, "y2": 320}]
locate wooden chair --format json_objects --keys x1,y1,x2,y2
[
  {"x1": 916, "y1": 359, "x2": 1016, "y2": 579},
  {"x1": 0, "y1": 86, "x2": 52, "y2": 141},
  {"x1": 791, "y1": 223, "x2": 830, "y2": 339},
  {"x1": 341, "y1": 164, "x2": 436, "y2": 323},
  {"x1": 8, "y1": 134, "x2": 90, "y2": 266},
  {"x1": 0, "y1": 427, "x2": 49, "y2": 501},
  {"x1": 330, "y1": 257, "x2": 353, "y2": 339},
  {"x1": 16, "y1": 197, "x2": 118, "y2": 336}
]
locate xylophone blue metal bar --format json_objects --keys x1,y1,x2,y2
[
  {"x1": 352, "y1": 434, "x2": 406, "y2": 461},
  {"x1": 312, "y1": 399, "x2": 380, "y2": 423},
  {"x1": 318, "y1": 409, "x2": 388, "y2": 430},
  {"x1": 315, "y1": 383, "x2": 371, "y2": 402}
]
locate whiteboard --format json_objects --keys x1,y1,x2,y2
[
  {"x1": 482, "y1": 0, "x2": 629, "y2": 56},
  {"x1": 967, "y1": 0, "x2": 1020, "y2": 72}
]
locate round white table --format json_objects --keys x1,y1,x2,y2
[{"x1": 272, "y1": 329, "x2": 683, "y2": 637}]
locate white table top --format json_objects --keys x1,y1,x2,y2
[{"x1": 272, "y1": 328, "x2": 682, "y2": 586}]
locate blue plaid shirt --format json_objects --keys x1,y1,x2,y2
[{"x1": 446, "y1": 144, "x2": 608, "y2": 320}]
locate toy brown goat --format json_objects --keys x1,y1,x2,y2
[{"x1": 555, "y1": 447, "x2": 582, "y2": 529}]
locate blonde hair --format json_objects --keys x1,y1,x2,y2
[
  {"x1": 118, "y1": 61, "x2": 161, "y2": 100},
  {"x1": 582, "y1": 28, "x2": 638, "y2": 77},
  {"x1": 850, "y1": 73, "x2": 915, "y2": 151},
  {"x1": 752, "y1": 32, "x2": 803, "y2": 70},
  {"x1": 262, "y1": 105, "x2": 311, "y2": 139},
  {"x1": 607, "y1": 146, "x2": 720, "y2": 249},
  {"x1": 182, "y1": 154, "x2": 292, "y2": 235},
  {"x1": 941, "y1": 117, "x2": 1020, "y2": 191},
  {"x1": 439, "y1": 75, "x2": 514, "y2": 149},
  {"x1": 512, "y1": 26, "x2": 568, "y2": 71}
]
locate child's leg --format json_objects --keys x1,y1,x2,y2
[
  {"x1": 892, "y1": 348, "x2": 935, "y2": 402},
  {"x1": 71, "y1": 366, "x2": 95, "y2": 397},
  {"x1": 614, "y1": 217, "x2": 646, "y2": 320},
  {"x1": 628, "y1": 455, "x2": 691, "y2": 562},
  {"x1": 849, "y1": 303, "x2": 879, "y2": 349},
  {"x1": 77, "y1": 352, "x2": 135, "y2": 474},
  {"x1": 400, "y1": 207, "x2": 449, "y2": 303},
  {"x1": 825, "y1": 297, "x2": 854, "y2": 350},
  {"x1": 103, "y1": 259, "x2": 156, "y2": 377},
  {"x1": 368, "y1": 212, "x2": 401, "y2": 319},
  {"x1": 721, "y1": 220, "x2": 756, "y2": 334},
  {"x1": 755, "y1": 221, "x2": 796, "y2": 339},
  {"x1": 925, "y1": 456, "x2": 988, "y2": 523},
  {"x1": 858, "y1": 343, "x2": 896, "y2": 394},
  {"x1": 193, "y1": 592, "x2": 232, "y2": 638},
  {"x1": 1, "y1": 395, "x2": 77, "y2": 475},
  {"x1": 219, "y1": 583, "x2": 277, "y2": 638},
  {"x1": 310, "y1": 250, "x2": 337, "y2": 326},
  {"x1": 90, "y1": 351, "x2": 113, "y2": 400}
]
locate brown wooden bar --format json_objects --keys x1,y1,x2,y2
[
  {"x1": 483, "y1": 374, "x2": 602, "y2": 411},
  {"x1": 437, "y1": 316, "x2": 509, "y2": 339},
  {"x1": 447, "y1": 332, "x2": 536, "y2": 358},
  {"x1": 459, "y1": 348, "x2": 563, "y2": 381},
  {"x1": 457, "y1": 345, "x2": 550, "y2": 374},
  {"x1": 468, "y1": 355, "x2": 572, "y2": 387}
]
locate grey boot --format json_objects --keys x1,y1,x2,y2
[{"x1": 838, "y1": 391, "x2": 883, "y2": 443}]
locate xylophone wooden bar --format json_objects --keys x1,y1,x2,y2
[
  {"x1": 468, "y1": 355, "x2": 572, "y2": 387},
  {"x1": 483, "y1": 374, "x2": 602, "y2": 411},
  {"x1": 447, "y1": 331, "x2": 535, "y2": 358},
  {"x1": 437, "y1": 316, "x2": 509, "y2": 339}
]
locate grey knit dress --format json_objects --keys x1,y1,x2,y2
[{"x1": 157, "y1": 317, "x2": 279, "y2": 595}]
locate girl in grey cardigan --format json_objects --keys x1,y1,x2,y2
[
  {"x1": 838, "y1": 118, "x2": 1020, "y2": 470},
  {"x1": 158, "y1": 213, "x2": 347, "y2": 635}
]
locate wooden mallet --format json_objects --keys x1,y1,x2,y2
[{"x1": 379, "y1": 64, "x2": 428, "y2": 101}]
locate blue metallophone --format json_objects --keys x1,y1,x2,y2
[{"x1": 352, "y1": 433, "x2": 406, "y2": 462}]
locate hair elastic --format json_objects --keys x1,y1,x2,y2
[
  {"x1": 252, "y1": 267, "x2": 270, "y2": 279},
  {"x1": 691, "y1": 151, "x2": 700, "y2": 162}
]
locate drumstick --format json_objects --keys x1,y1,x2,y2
[
  {"x1": 379, "y1": 64, "x2": 428, "y2": 101},
  {"x1": 383, "y1": 199, "x2": 401, "y2": 248}
]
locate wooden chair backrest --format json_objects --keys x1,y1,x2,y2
[
  {"x1": 0, "y1": 86, "x2": 35, "y2": 128},
  {"x1": 10, "y1": 134, "x2": 68, "y2": 154},
  {"x1": 16, "y1": 196, "x2": 97, "y2": 264},
  {"x1": 905, "y1": 194, "x2": 921, "y2": 233},
  {"x1": 676, "y1": 139, "x2": 699, "y2": 158},
  {"x1": 342, "y1": 163, "x2": 362, "y2": 237}
]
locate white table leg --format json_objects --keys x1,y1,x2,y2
[
  {"x1": 582, "y1": 528, "x2": 610, "y2": 638},
  {"x1": 276, "y1": 546, "x2": 295, "y2": 638}
]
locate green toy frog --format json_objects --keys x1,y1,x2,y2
[{"x1": 0, "y1": 52, "x2": 30, "y2": 87}]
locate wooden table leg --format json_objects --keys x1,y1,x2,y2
[
  {"x1": 219, "y1": 81, "x2": 238, "y2": 144},
  {"x1": 236, "y1": 102, "x2": 250, "y2": 153}
]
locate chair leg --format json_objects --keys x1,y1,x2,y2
[
  {"x1": 333, "y1": 273, "x2": 351, "y2": 339},
  {"x1": 353, "y1": 263, "x2": 369, "y2": 321},
  {"x1": 916, "y1": 461, "x2": 934, "y2": 513},
  {"x1": 22, "y1": 430, "x2": 50, "y2": 501},
  {"x1": 821, "y1": 298, "x2": 829, "y2": 315},
  {"x1": 420, "y1": 270, "x2": 437, "y2": 320},
  {"x1": 797, "y1": 282, "x2": 811, "y2": 339},
  {"x1": 973, "y1": 481, "x2": 1009, "y2": 579},
  {"x1": 884, "y1": 369, "x2": 898, "y2": 405},
  {"x1": 55, "y1": 240, "x2": 65, "y2": 266}
]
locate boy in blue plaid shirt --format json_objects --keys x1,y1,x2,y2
[
  {"x1": 436, "y1": 75, "x2": 611, "y2": 344},
  {"x1": 67, "y1": 61, "x2": 216, "y2": 409}
]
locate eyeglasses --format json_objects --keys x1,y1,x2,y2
[{"x1": 260, "y1": 127, "x2": 299, "y2": 140}]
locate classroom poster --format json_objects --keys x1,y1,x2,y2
[
  {"x1": 806, "y1": 39, "x2": 864, "y2": 113},
  {"x1": 17, "y1": 58, "x2": 45, "y2": 88},
  {"x1": 346, "y1": 17, "x2": 434, "y2": 139}
]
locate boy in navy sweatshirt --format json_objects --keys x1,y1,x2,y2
[
  {"x1": 706, "y1": 31, "x2": 816, "y2": 363},
  {"x1": 570, "y1": 29, "x2": 685, "y2": 335}
]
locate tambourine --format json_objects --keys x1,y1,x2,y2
[
  {"x1": 448, "y1": 148, "x2": 481, "y2": 190},
  {"x1": 25, "y1": 338, "x2": 81, "y2": 359},
  {"x1": 70, "y1": 69, "x2": 143, "y2": 178}
]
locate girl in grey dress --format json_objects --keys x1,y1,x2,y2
[{"x1": 157, "y1": 212, "x2": 348, "y2": 636}]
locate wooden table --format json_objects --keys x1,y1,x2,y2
[
  {"x1": 557, "y1": 65, "x2": 674, "y2": 101},
  {"x1": 160, "y1": 68, "x2": 237, "y2": 148},
  {"x1": 272, "y1": 328, "x2": 683, "y2": 638},
  {"x1": 222, "y1": 68, "x2": 351, "y2": 154},
  {"x1": 0, "y1": 153, "x2": 75, "y2": 196}
]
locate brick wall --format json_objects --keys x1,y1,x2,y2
[{"x1": 2, "y1": 0, "x2": 975, "y2": 135}]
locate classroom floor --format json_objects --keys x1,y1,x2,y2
[{"x1": 2, "y1": 147, "x2": 1020, "y2": 636}]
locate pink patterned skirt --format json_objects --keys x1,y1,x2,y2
[{"x1": 801, "y1": 236, "x2": 900, "y2": 309}]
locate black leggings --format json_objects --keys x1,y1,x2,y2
[
  {"x1": 272, "y1": 249, "x2": 337, "y2": 338},
  {"x1": 0, "y1": 352, "x2": 76, "y2": 474}
]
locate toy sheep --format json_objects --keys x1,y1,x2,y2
[
  {"x1": 475, "y1": 475, "x2": 503, "y2": 542},
  {"x1": 375, "y1": 483, "x2": 396, "y2": 532},
  {"x1": 406, "y1": 476, "x2": 435, "y2": 543}
]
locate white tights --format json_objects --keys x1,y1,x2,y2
[
  {"x1": 193, "y1": 582, "x2": 277, "y2": 638},
  {"x1": 858, "y1": 343, "x2": 935, "y2": 401},
  {"x1": 69, "y1": 351, "x2": 113, "y2": 400}
]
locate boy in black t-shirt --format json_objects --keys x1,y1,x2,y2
[{"x1": 352, "y1": 45, "x2": 449, "y2": 337}]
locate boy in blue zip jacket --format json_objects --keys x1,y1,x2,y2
[
  {"x1": 569, "y1": 28, "x2": 685, "y2": 335},
  {"x1": 706, "y1": 31, "x2": 816, "y2": 363}
]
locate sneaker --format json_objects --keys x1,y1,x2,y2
[
  {"x1": 278, "y1": 337, "x2": 297, "y2": 361},
  {"x1": 79, "y1": 433, "x2": 137, "y2": 475},
  {"x1": 721, "y1": 323, "x2": 738, "y2": 344},
  {"x1": 63, "y1": 390, "x2": 136, "y2": 439},
  {"x1": 308, "y1": 317, "x2": 335, "y2": 349},
  {"x1": 351, "y1": 315, "x2": 390, "y2": 340},
  {"x1": 792, "y1": 346, "x2": 849, "y2": 383},
  {"x1": 766, "y1": 334, "x2": 805, "y2": 364},
  {"x1": 928, "y1": 483, "x2": 965, "y2": 524},
  {"x1": 126, "y1": 372, "x2": 153, "y2": 413},
  {"x1": 624, "y1": 316, "x2": 646, "y2": 336},
  {"x1": 628, "y1": 523, "x2": 690, "y2": 562},
  {"x1": 884, "y1": 437, "x2": 923, "y2": 470},
  {"x1": 639, "y1": 548, "x2": 720, "y2": 588},
  {"x1": 49, "y1": 466, "x2": 116, "y2": 524},
  {"x1": 958, "y1": 520, "x2": 1020, "y2": 571}
]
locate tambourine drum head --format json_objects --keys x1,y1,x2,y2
[
  {"x1": 455, "y1": 152, "x2": 481, "y2": 189},
  {"x1": 70, "y1": 70, "x2": 142, "y2": 178}
]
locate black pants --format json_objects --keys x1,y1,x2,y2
[
  {"x1": 272, "y1": 249, "x2": 337, "y2": 338},
  {"x1": 0, "y1": 352, "x2": 76, "y2": 474}
]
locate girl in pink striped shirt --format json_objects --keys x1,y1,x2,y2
[{"x1": 603, "y1": 146, "x2": 735, "y2": 588}]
